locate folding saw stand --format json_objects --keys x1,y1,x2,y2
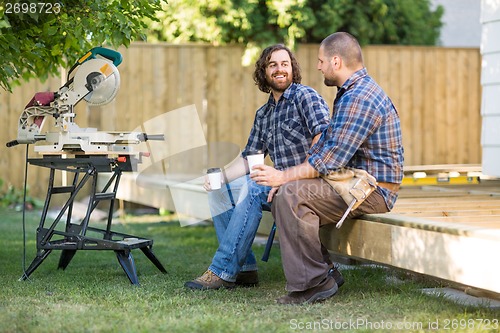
[{"x1": 20, "y1": 155, "x2": 167, "y2": 285}]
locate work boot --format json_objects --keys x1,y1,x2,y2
[
  {"x1": 235, "y1": 270, "x2": 259, "y2": 287},
  {"x1": 276, "y1": 276, "x2": 338, "y2": 305},
  {"x1": 184, "y1": 270, "x2": 235, "y2": 290},
  {"x1": 328, "y1": 264, "x2": 345, "y2": 288}
]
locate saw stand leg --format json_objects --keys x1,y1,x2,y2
[{"x1": 20, "y1": 160, "x2": 167, "y2": 285}]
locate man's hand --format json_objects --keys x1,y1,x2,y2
[
  {"x1": 267, "y1": 187, "x2": 279, "y2": 203},
  {"x1": 203, "y1": 175, "x2": 212, "y2": 191},
  {"x1": 203, "y1": 174, "x2": 224, "y2": 191},
  {"x1": 250, "y1": 165, "x2": 286, "y2": 188}
]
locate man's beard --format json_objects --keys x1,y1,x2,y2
[
  {"x1": 269, "y1": 80, "x2": 291, "y2": 92},
  {"x1": 268, "y1": 73, "x2": 292, "y2": 92},
  {"x1": 324, "y1": 77, "x2": 336, "y2": 87}
]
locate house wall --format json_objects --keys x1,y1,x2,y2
[
  {"x1": 480, "y1": 0, "x2": 500, "y2": 176},
  {"x1": 431, "y1": 0, "x2": 481, "y2": 47}
]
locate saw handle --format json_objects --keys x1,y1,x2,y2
[
  {"x1": 68, "y1": 47, "x2": 123, "y2": 81},
  {"x1": 90, "y1": 47, "x2": 123, "y2": 66},
  {"x1": 6, "y1": 140, "x2": 19, "y2": 148}
]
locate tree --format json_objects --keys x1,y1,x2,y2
[
  {"x1": 0, "y1": 0, "x2": 163, "y2": 92},
  {"x1": 149, "y1": 0, "x2": 443, "y2": 55},
  {"x1": 307, "y1": 0, "x2": 444, "y2": 45}
]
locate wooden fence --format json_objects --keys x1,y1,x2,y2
[{"x1": 0, "y1": 43, "x2": 482, "y2": 199}]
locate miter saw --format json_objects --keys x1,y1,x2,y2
[
  {"x1": 6, "y1": 46, "x2": 163, "y2": 154},
  {"x1": 7, "y1": 48, "x2": 169, "y2": 285}
]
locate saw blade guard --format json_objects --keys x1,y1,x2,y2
[
  {"x1": 68, "y1": 47, "x2": 122, "y2": 106},
  {"x1": 74, "y1": 58, "x2": 121, "y2": 106}
]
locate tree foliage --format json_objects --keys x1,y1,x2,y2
[
  {"x1": 308, "y1": 0, "x2": 444, "y2": 45},
  {"x1": 0, "y1": 0, "x2": 443, "y2": 91},
  {"x1": 150, "y1": 0, "x2": 443, "y2": 52},
  {"x1": 0, "y1": 0, "x2": 163, "y2": 92}
]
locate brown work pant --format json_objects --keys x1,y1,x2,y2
[{"x1": 271, "y1": 178, "x2": 389, "y2": 291}]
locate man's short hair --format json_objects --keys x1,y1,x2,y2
[{"x1": 321, "y1": 32, "x2": 363, "y2": 68}]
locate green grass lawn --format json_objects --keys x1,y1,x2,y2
[{"x1": 0, "y1": 207, "x2": 498, "y2": 333}]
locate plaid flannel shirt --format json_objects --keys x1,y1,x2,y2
[
  {"x1": 243, "y1": 83, "x2": 330, "y2": 170},
  {"x1": 308, "y1": 68, "x2": 404, "y2": 209}
]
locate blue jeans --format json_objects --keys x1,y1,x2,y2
[{"x1": 208, "y1": 175, "x2": 271, "y2": 282}]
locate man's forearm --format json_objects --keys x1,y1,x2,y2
[
  {"x1": 222, "y1": 156, "x2": 247, "y2": 183},
  {"x1": 281, "y1": 161, "x2": 320, "y2": 183}
]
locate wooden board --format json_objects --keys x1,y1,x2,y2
[{"x1": 320, "y1": 180, "x2": 500, "y2": 296}]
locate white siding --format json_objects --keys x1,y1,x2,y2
[{"x1": 481, "y1": 0, "x2": 500, "y2": 176}]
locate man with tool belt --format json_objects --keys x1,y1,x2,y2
[{"x1": 251, "y1": 32, "x2": 404, "y2": 305}]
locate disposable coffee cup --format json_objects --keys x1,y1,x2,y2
[
  {"x1": 246, "y1": 151, "x2": 264, "y2": 173},
  {"x1": 207, "y1": 167, "x2": 222, "y2": 190}
]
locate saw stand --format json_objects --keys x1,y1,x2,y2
[{"x1": 20, "y1": 155, "x2": 167, "y2": 285}]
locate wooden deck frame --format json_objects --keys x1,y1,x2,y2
[{"x1": 320, "y1": 213, "x2": 500, "y2": 296}]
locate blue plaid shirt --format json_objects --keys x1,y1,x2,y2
[
  {"x1": 243, "y1": 83, "x2": 330, "y2": 170},
  {"x1": 308, "y1": 68, "x2": 404, "y2": 209}
]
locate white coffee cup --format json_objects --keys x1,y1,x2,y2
[
  {"x1": 207, "y1": 167, "x2": 222, "y2": 190},
  {"x1": 246, "y1": 151, "x2": 264, "y2": 173}
]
